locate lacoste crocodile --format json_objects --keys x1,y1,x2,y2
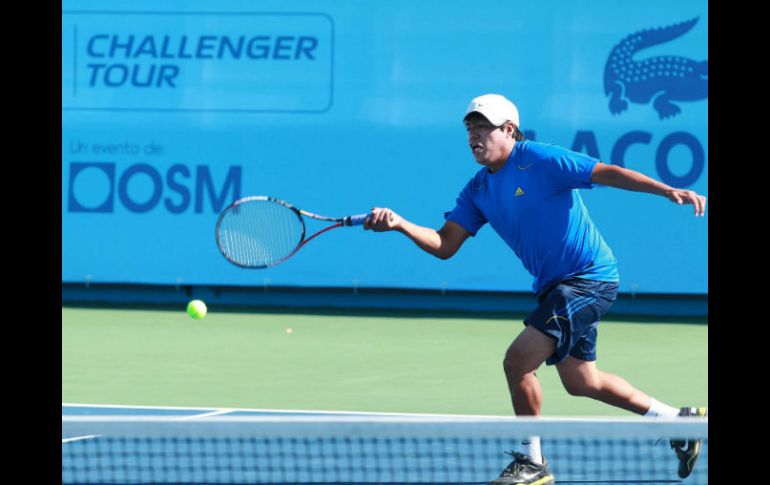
[{"x1": 604, "y1": 17, "x2": 707, "y2": 119}]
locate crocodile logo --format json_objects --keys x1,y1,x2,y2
[{"x1": 604, "y1": 17, "x2": 707, "y2": 119}]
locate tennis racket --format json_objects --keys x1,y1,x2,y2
[{"x1": 215, "y1": 196, "x2": 370, "y2": 268}]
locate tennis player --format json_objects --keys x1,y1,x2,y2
[{"x1": 364, "y1": 94, "x2": 707, "y2": 485}]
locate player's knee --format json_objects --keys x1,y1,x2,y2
[
  {"x1": 562, "y1": 378, "x2": 600, "y2": 397},
  {"x1": 503, "y1": 353, "x2": 526, "y2": 378},
  {"x1": 563, "y1": 382, "x2": 587, "y2": 397}
]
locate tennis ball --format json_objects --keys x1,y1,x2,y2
[{"x1": 186, "y1": 300, "x2": 207, "y2": 319}]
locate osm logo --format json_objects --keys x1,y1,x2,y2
[{"x1": 67, "y1": 162, "x2": 242, "y2": 213}]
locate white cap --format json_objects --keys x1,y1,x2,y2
[{"x1": 464, "y1": 94, "x2": 520, "y2": 127}]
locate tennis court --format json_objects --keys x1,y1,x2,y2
[
  {"x1": 62, "y1": 305, "x2": 707, "y2": 416},
  {"x1": 62, "y1": 305, "x2": 707, "y2": 483}
]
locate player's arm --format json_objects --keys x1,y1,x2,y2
[
  {"x1": 363, "y1": 208, "x2": 470, "y2": 260},
  {"x1": 591, "y1": 161, "x2": 707, "y2": 216}
]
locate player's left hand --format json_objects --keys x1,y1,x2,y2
[{"x1": 666, "y1": 189, "x2": 707, "y2": 216}]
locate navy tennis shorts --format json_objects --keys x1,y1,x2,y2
[{"x1": 524, "y1": 277, "x2": 619, "y2": 366}]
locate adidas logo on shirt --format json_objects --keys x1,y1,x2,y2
[{"x1": 515, "y1": 187, "x2": 525, "y2": 197}]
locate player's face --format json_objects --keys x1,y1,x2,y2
[{"x1": 465, "y1": 117, "x2": 514, "y2": 172}]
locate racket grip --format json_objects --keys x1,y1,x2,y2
[{"x1": 344, "y1": 213, "x2": 370, "y2": 226}]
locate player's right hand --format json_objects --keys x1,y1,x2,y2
[{"x1": 364, "y1": 207, "x2": 402, "y2": 232}]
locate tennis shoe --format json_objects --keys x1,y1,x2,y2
[
  {"x1": 670, "y1": 406, "x2": 707, "y2": 478},
  {"x1": 489, "y1": 451, "x2": 554, "y2": 485}
]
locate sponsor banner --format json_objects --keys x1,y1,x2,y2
[
  {"x1": 62, "y1": 11, "x2": 333, "y2": 112},
  {"x1": 62, "y1": 1, "x2": 707, "y2": 294}
]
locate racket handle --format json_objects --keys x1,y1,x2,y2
[{"x1": 343, "y1": 213, "x2": 370, "y2": 226}]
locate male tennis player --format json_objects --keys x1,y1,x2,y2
[{"x1": 364, "y1": 94, "x2": 707, "y2": 485}]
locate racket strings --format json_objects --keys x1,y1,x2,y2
[{"x1": 217, "y1": 201, "x2": 304, "y2": 267}]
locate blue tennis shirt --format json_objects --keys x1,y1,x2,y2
[{"x1": 445, "y1": 140, "x2": 619, "y2": 293}]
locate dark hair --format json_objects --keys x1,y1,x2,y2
[{"x1": 500, "y1": 123, "x2": 526, "y2": 141}]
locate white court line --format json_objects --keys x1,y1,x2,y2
[
  {"x1": 61, "y1": 402, "x2": 515, "y2": 419},
  {"x1": 62, "y1": 408, "x2": 234, "y2": 443},
  {"x1": 62, "y1": 402, "x2": 220, "y2": 412},
  {"x1": 61, "y1": 434, "x2": 99, "y2": 443},
  {"x1": 176, "y1": 409, "x2": 234, "y2": 420}
]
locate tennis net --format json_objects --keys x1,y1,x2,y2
[{"x1": 62, "y1": 415, "x2": 708, "y2": 484}]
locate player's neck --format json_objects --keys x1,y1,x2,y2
[{"x1": 486, "y1": 142, "x2": 516, "y2": 173}]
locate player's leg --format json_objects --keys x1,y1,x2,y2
[
  {"x1": 492, "y1": 325, "x2": 556, "y2": 485},
  {"x1": 544, "y1": 278, "x2": 652, "y2": 413},
  {"x1": 556, "y1": 356, "x2": 699, "y2": 417},
  {"x1": 556, "y1": 348, "x2": 706, "y2": 478},
  {"x1": 491, "y1": 286, "x2": 575, "y2": 485},
  {"x1": 554, "y1": 289, "x2": 706, "y2": 480},
  {"x1": 502, "y1": 325, "x2": 556, "y2": 416},
  {"x1": 555, "y1": 355, "x2": 653, "y2": 414},
  {"x1": 549, "y1": 281, "x2": 683, "y2": 418},
  {"x1": 495, "y1": 277, "x2": 615, "y2": 484}
]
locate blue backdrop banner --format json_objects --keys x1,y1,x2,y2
[{"x1": 62, "y1": 0, "x2": 708, "y2": 294}]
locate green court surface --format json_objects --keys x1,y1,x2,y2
[{"x1": 62, "y1": 305, "x2": 707, "y2": 416}]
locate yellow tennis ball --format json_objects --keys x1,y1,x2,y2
[{"x1": 186, "y1": 300, "x2": 207, "y2": 319}]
